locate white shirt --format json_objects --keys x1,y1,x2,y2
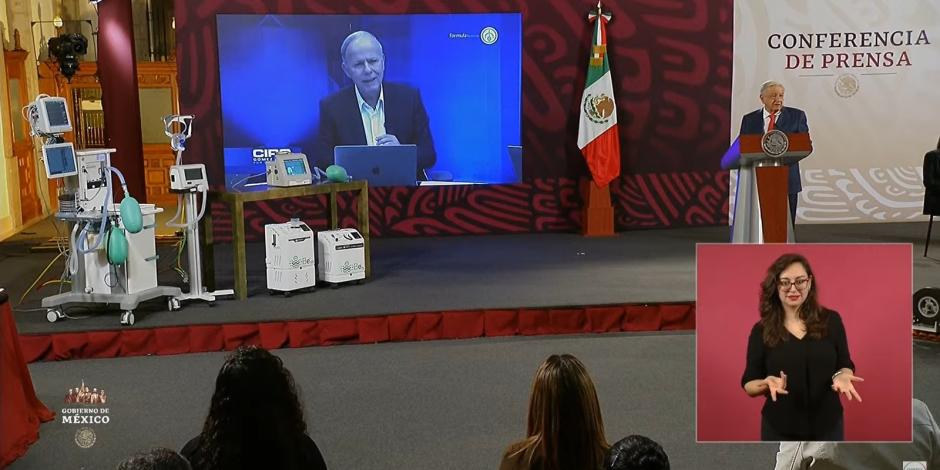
[
  {"x1": 774, "y1": 399, "x2": 940, "y2": 470},
  {"x1": 355, "y1": 85, "x2": 386, "y2": 146},
  {"x1": 763, "y1": 108, "x2": 781, "y2": 133}
]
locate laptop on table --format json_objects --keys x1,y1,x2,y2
[{"x1": 333, "y1": 145, "x2": 418, "y2": 187}]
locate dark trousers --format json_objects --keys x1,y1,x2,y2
[
  {"x1": 761, "y1": 415, "x2": 844, "y2": 441},
  {"x1": 789, "y1": 192, "x2": 799, "y2": 225}
]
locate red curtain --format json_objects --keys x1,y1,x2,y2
[
  {"x1": 21, "y1": 303, "x2": 696, "y2": 363},
  {"x1": 0, "y1": 295, "x2": 54, "y2": 468}
]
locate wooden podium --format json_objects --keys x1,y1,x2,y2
[{"x1": 723, "y1": 132, "x2": 812, "y2": 243}]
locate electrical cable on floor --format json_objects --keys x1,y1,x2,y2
[
  {"x1": 18, "y1": 252, "x2": 65, "y2": 305},
  {"x1": 12, "y1": 305, "x2": 94, "y2": 320}
]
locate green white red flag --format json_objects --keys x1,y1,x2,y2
[{"x1": 577, "y1": 1, "x2": 621, "y2": 188}]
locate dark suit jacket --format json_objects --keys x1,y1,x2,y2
[
  {"x1": 311, "y1": 82, "x2": 436, "y2": 179},
  {"x1": 924, "y1": 149, "x2": 940, "y2": 215},
  {"x1": 740, "y1": 106, "x2": 809, "y2": 194}
]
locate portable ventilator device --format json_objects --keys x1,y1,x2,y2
[
  {"x1": 266, "y1": 153, "x2": 312, "y2": 187},
  {"x1": 317, "y1": 228, "x2": 366, "y2": 285},
  {"x1": 265, "y1": 219, "x2": 317, "y2": 295}
]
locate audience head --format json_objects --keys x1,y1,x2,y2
[
  {"x1": 605, "y1": 435, "x2": 670, "y2": 470},
  {"x1": 117, "y1": 448, "x2": 191, "y2": 470},
  {"x1": 511, "y1": 354, "x2": 608, "y2": 470},
  {"x1": 197, "y1": 346, "x2": 307, "y2": 470}
]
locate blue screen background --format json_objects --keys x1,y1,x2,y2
[{"x1": 217, "y1": 13, "x2": 522, "y2": 187}]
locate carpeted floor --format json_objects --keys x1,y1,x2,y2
[
  {"x1": 11, "y1": 333, "x2": 940, "y2": 470},
  {"x1": 4, "y1": 221, "x2": 939, "y2": 334}
]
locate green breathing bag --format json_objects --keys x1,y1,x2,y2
[
  {"x1": 107, "y1": 226, "x2": 128, "y2": 265},
  {"x1": 120, "y1": 196, "x2": 143, "y2": 233},
  {"x1": 325, "y1": 165, "x2": 349, "y2": 183}
]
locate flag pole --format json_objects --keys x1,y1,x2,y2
[{"x1": 580, "y1": 1, "x2": 616, "y2": 236}]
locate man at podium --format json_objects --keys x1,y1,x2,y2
[{"x1": 740, "y1": 81, "x2": 809, "y2": 224}]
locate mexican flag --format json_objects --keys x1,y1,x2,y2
[{"x1": 577, "y1": 3, "x2": 621, "y2": 188}]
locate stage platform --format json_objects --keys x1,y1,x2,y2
[{"x1": 2, "y1": 221, "x2": 937, "y2": 361}]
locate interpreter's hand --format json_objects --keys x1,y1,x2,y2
[
  {"x1": 832, "y1": 371, "x2": 864, "y2": 402},
  {"x1": 765, "y1": 371, "x2": 788, "y2": 402},
  {"x1": 375, "y1": 134, "x2": 400, "y2": 146}
]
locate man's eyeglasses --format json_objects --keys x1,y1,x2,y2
[
  {"x1": 346, "y1": 57, "x2": 383, "y2": 73},
  {"x1": 778, "y1": 277, "x2": 811, "y2": 290}
]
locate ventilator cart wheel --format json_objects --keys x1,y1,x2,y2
[
  {"x1": 46, "y1": 308, "x2": 63, "y2": 323},
  {"x1": 168, "y1": 297, "x2": 181, "y2": 312},
  {"x1": 913, "y1": 288, "x2": 940, "y2": 325},
  {"x1": 120, "y1": 311, "x2": 135, "y2": 326}
]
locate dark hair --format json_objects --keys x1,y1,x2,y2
[
  {"x1": 505, "y1": 354, "x2": 609, "y2": 470},
  {"x1": 117, "y1": 448, "x2": 191, "y2": 470},
  {"x1": 759, "y1": 253, "x2": 828, "y2": 347},
  {"x1": 605, "y1": 435, "x2": 670, "y2": 470},
  {"x1": 195, "y1": 346, "x2": 308, "y2": 470}
]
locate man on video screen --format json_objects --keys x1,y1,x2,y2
[{"x1": 312, "y1": 31, "x2": 437, "y2": 179}]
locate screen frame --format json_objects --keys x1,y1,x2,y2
[
  {"x1": 215, "y1": 13, "x2": 523, "y2": 187},
  {"x1": 37, "y1": 97, "x2": 73, "y2": 134},
  {"x1": 41, "y1": 142, "x2": 78, "y2": 179}
]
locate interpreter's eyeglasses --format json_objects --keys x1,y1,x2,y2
[{"x1": 778, "y1": 277, "x2": 811, "y2": 291}]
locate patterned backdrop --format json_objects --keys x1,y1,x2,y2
[{"x1": 176, "y1": 0, "x2": 732, "y2": 238}]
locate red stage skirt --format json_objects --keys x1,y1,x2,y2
[{"x1": 0, "y1": 293, "x2": 54, "y2": 468}]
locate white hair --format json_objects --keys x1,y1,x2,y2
[
  {"x1": 340, "y1": 31, "x2": 383, "y2": 63},
  {"x1": 760, "y1": 80, "x2": 785, "y2": 96}
]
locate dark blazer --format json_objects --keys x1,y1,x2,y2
[
  {"x1": 740, "y1": 106, "x2": 809, "y2": 194},
  {"x1": 311, "y1": 82, "x2": 436, "y2": 179},
  {"x1": 924, "y1": 149, "x2": 940, "y2": 214}
]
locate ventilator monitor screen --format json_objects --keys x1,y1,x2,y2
[
  {"x1": 45, "y1": 100, "x2": 70, "y2": 127},
  {"x1": 184, "y1": 167, "x2": 204, "y2": 182},
  {"x1": 42, "y1": 142, "x2": 78, "y2": 178},
  {"x1": 37, "y1": 97, "x2": 72, "y2": 134},
  {"x1": 284, "y1": 158, "x2": 307, "y2": 176}
]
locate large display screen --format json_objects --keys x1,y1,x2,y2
[{"x1": 217, "y1": 13, "x2": 522, "y2": 188}]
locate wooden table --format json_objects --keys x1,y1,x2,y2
[{"x1": 201, "y1": 180, "x2": 370, "y2": 300}]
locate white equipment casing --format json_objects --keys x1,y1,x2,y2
[
  {"x1": 265, "y1": 153, "x2": 312, "y2": 187},
  {"x1": 265, "y1": 219, "x2": 316, "y2": 292},
  {"x1": 81, "y1": 205, "x2": 160, "y2": 295},
  {"x1": 169, "y1": 164, "x2": 207, "y2": 191},
  {"x1": 317, "y1": 228, "x2": 365, "y2": 284},
  {"x1": 75, "y1": 149, "x2": 116, "y2": 212}
]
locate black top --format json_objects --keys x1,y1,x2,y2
[
  {"x1": 924, "y1": 149, "x2": 940, "y2": 214},
  {"x1": 741, "y1": 309, "x2": 855, "y2": 440},
  {"x1": 181, "y1": 433, "x2": 327, "y2": 470}
]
